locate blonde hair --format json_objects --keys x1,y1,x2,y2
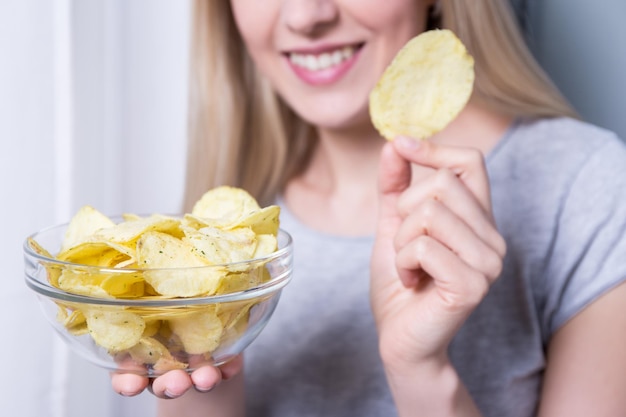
[
  {"x1": 183, "y1": 0, "x2": 577, "y2": 210},
  {"x1": 440, "y1": 1, "x2": 577, "y2": 118}
]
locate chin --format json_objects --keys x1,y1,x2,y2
[{"x1": 289, "y1": 98, "x2": 371, "y2": 133}]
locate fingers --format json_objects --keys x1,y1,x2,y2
[
  {"x1": 111, "y1": 372, "x2": 149, "y2": 397},
  {"x1": 377, "y1": 141, "x2": 412, "y2": 234},
  {"x1": 376, "y1": 136, "x2": 506, "y2": 291},
  {"x1": 111, "y1": 370, "x2": 195, "y2": 400},
  {"x1": 150, "y1": 369, "x2": 194, "y2": 399},
  {"x1": 188, "y1": 355, "x2": 243, "y2": 393},
  {"x1": 111, "y1": 355, "x2": 244, "y2": 399},
  {"x1": 189, "y1": 366, "x2": 222, "y2": 393},
  {"x1": 379, "y1": 140, "x2": 412, "y2": 197},
  {"x1": 377, "y1": 137, "x2": 493, "y2": 236},
  {"x1": 396, "y1": 235, "x2": 491, "y2": 311},
  {"x1": 397, "y1": 166, "x2": 497, "y2": 243},
  {"x1": 392, "y1": 136, "x2": 492, "y2": 213},
  {"x1": 219, "y1": 354, "x2": 244, "y2": 380},
  {"x1": 394, "y1": 199, "x2": 504, "y2": 286}
]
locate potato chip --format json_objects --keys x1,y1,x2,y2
[
  {"x1": 61, "y1": 206, "x2": 116, "y2": 252},
  {"x1": 169, "y1": 307, "x2": 223, "y2": 355},
  {"x1": 234, "y1": 206, "x2": 280, "y2": 235},
  {"x1": 153, "y1": 354, "x2": 189, "y2": 372},
  {"x1": 369, "y1": 29, "x2": 475, "y2": 140},
  {"x1": 191, "y1": 186, "x2": 261, "y2": 220},
  {"x1": 56, "y1": 307, "x2": 88, "y2": 335},
  {"x1": 31, "y1": 185, "x2": 284, "y2": 371},
  {"x1": 137, "y1": 231, "x2": 223, "y2": 297},
  {"x1": 253, "y1": 234, "x2": 278, "y2": 258},
  {"x1": 28, "y1": 238, "x2": 63, "y2": 287},
  {"x1": 100, "y1": 273, "x2": 145, "y2": 298},
  {"x1": 92, "y1": 214, "x2": 183, "y2": 245},
  {"x1": 182, "y1": 213, "x2": 230, "y2": 230},
  {"x1": 27, "y1": 237, "x2": 54, "y2": 258},
  {"x1": 216, "y1": 299, "x2": 255, "y2": 331},
  {"x1": 84, "y1": 309, "x2": 145, "y2": 352},
  {"x1": 62, "y1": 284, "x2": 112, "y2": 298},
  {"x1": 142, "y1": 319, "x2": 162, "y2": 338},
  {"x1": 186, "y1": 203, "x2": 280, "y2": 235},
  {"x1": 184, "y1": 226, "x2": 257, "y2": 265},
  {"x1": 122, "y1": 213, "x2": 142, "y2": 222},
  {"x1": 57, "y1": 241, "x2": 134, "y2": 266},
  {"x1": 127, "y1": 337, "x2": 186, "y2": 370},
  {"x1": 57, "y1": 269, "x2": 114, "y2": 298},
  {"x1": 216, "y1": 272, "x2": 259, "y2": 295}
]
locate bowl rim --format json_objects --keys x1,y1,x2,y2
[{"x1": 24, "y1": 226, "x2": 293, "y2": 307}]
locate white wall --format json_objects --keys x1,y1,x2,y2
[
  {"x1": 1, "y1": 1, "x2": 190, "y2": 416},
  {"x1": 0, "y1": 2, "x2": 59, "y2": 416},
  {"x1": 71, "y1": 0, "x2": 190, "y2": 217}
]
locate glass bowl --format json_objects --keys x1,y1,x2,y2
[{"x1": 23, "y1": 222, "x2": 292, "y2": 376}]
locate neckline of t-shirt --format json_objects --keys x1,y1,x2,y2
[
  {"x1": 485, "y1": 117, "x2": 526, "y2": 164},
  {"x1": 276, "y1": 119, "x2": 526, "y2": 242},
  {"x1": 275, "y1": 197, "x2": 376, "y2": 244},
  {"x1": 485, "y1": 117, "x2": 523, "y2": 163}
]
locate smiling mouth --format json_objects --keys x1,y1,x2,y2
[{"x1": 287, "y1": 44, "x2": 363, "y2": 71}]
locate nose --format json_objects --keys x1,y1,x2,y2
[{"x1": 281, "y1": 0, "x2": 338, "y2": 36}]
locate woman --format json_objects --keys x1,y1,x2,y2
[{"x1": 113, "y1": 1, "x2": 626, "y2": 415}]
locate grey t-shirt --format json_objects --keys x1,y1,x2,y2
[{"x1": 245, "y1": 117, "x2": 626, "y2": 416}]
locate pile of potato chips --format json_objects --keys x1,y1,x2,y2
[
  {"x1": 369, "y1": 29, "x2": 475, "y2": 141},
  {"x1": 29, "y1": 186, "x2": 281, "y2": 372}
]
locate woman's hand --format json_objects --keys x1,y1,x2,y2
[
  {"x1": 370, "y1": 136, "x2": 506, "y2": 372},
  {"x1": 111, "y1": 355, "x2": 243, "y2": 399}
]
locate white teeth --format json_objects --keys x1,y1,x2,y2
[{"x1": 289, "y1": 46, "x2": 356, "y2": 71}]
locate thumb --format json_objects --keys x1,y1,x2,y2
[
  {"x1": 377, "y1": 141, "x2": 412, "y2": 233},
  {"x1": 371, "y1": 141, "x2": 413, "y2": 304}
]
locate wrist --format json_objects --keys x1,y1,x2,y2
[{"x1": 384, "y1": 357, "x2": 482, "y2": 417}]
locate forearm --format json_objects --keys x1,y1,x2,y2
[
  {"x1": 157, "y1": 372, "x2": 245, "y2": 417},
  {"x1": 385, "y1": 359, "x2": 482, "y2": 417}
]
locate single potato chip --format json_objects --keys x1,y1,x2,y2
[
  {"x1": 217, "y1": 300, "x2": 255, "y2": 331},
  {"x1": 57, "y1": 241, "x2": 134, "y2": 266},
  {"x1": 100, "y1": 273, "x2": 145, "y2": 298},
  {"x1": 126, "y1": 337, "x2": 186, "y2": 371},
  {"x1": 56, "y1": 306, "x2": 88, "y2": 335},
  {"x1": 28, "y1": 238, "x2": 63, "y2": 287},
  {"x1": 185, "y1": 226, "x2": 257, "y2": 265},
  {"x1": 253, "y1": 234, "x2": 278, "y2": 259},
  {"x1": 169, "y1": 307, "x2": 224, "y2": 355},
  {"x1": 369, "y1": 29, "x2": 475, "y2": 140},
  {"x1": 191, "y1": 186, "x2": 260, "y2": 222},
  {"x1": 84, "y1": 309, "x2": 145, "y2": 352},
  {"x1": 137, "y1": 231, "x2": 224, "y2": 297},
  {"x1": 216, "y1": 272, "x2": 260, "y2": 295},
  {"x1": 233, "y1": 206, "x2": 280, "y2": 235},
  {"x1": 141, "y1": 319, "x2": 162, "y2": 338},
  {"x1": 61, "y1": 206, "x2": 116, "y2": 252}
]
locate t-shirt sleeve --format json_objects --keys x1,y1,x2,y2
[{"x1": 542, "y1": 135, "x2": 626, "y2": 337}]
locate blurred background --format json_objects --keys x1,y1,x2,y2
[
  {"x1": 1, "y1": 0, "x2": 624, "y2": 416},
  {"x1": 1, "y1": 1, "x2": 190, "y2": 415}
]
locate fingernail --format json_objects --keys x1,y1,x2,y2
[
  {"x1": 395, "y1": 136, "x2": 422, "y2": 149},
  {"x1": 164, "y1": 390, "x2": 180, "y2": 399},
  {"x1": 194, "y1": 384, "x2": 216, "y2": 393}
]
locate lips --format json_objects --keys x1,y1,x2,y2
[
  {"x1": 288, "y1": 45, "x2": 357, "y2": 71},
  {"x1": 284, "y1": 43, "x2": 364, "y2": 86}
]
